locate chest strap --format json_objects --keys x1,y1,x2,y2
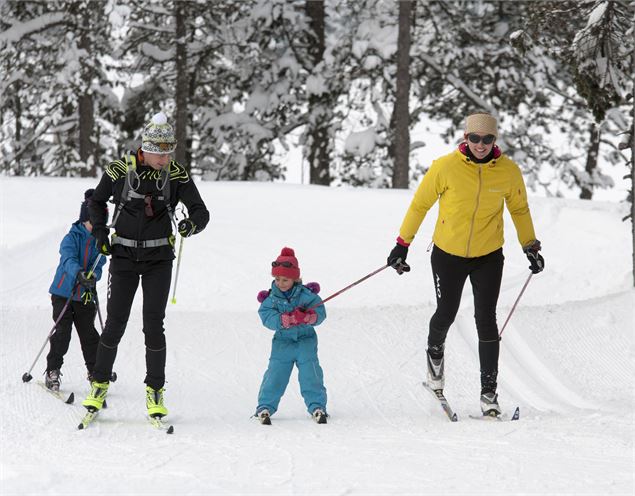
[
  {"x1": 111, "y1": 235, "x2": 174, "y2": 249},
  {"x1": 127, "y1": 190, "x2": 166, "y2": 201}
]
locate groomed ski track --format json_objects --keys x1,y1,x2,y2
[{"x1": 1, "y1": 179, "x2": 632, "y2": 495}]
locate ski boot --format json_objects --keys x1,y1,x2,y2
[
  {"x1": 312, "y1": 408, "x2": 327, "y2": 424},
  {"x1": 82, "y1": 381, "x2": 109, "y2": 411},
  {"x1": 257, "y1": 409, "x2": 271, "y2": 425},
  {"x1": 146, "y1": 386, "x2": 168, "y2": 418},
  {"x1": 87, "y1": 371, "x2": 118, "y2": 383},
  {"x1": 426, "y1": 345, "x2": 445, "y2": 391},
  {"x1": 45, "y1": 369, "x2": 61, "y2": 392},
  {"x1": 480, "y1": 391, "x2": 502, "y2": 417}
]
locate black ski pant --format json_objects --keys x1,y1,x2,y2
[
  {"x1": 46, "y1": 295, "x2": 100, "y2": 374},
  {"x1": 92, "y1": 257, "x2": 173, "y2": 390},
  {"x1": 427, "y1": 245, "x2": 504, "y2": 393}
]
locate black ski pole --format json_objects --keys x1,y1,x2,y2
[
  {"x1": 22, "y1": 254, "x2": 104, "y2": 383},
  {"x1": 92, "y1": 288, "x2": 105, "y2": 333}
]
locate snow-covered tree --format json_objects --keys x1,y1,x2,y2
[
  {"x1": 513, "y1": 0, "x2": 633, "y2": 199},
  {"x1": 0, "y1": 0, "x2": 118, "y2": 176},
  {"x1": 408, "y1": 1, "x2": 560, "y2": 189}
]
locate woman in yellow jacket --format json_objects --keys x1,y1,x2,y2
[{"x1": 387, "y1": 113, "x2": 544, "y2": 416}]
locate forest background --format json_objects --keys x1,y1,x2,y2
[{"x1": 1, "y1": 0, "x2": 633, "y2": 275}]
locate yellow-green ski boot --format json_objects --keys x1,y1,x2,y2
[
  {"x1": 146, "y1": 386, "x2": 168, "y2": 417},
  {"x1": 82, "y1": 381, "x2": 109, "y2": 410}
]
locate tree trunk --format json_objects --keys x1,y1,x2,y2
[
  {"x1": 391, "y1": 0, "x2": 413, "y2": 189},
  {"x1": 78, "y1": 5, "x2": 95, "y2": 177},
  {"x1": 631, "y1": 147, "x2": 634, "y2": 288},
  {"x1": 14, "y1": 89, "x2": 22, "y2": 176},
  {"x1": 305, "y1": 0, "x2": 330, "y2": 186},
  {"x1": 579, "y1": 123, "x2": 600, "y2": 199},
  {"x1": 631, "y1": 107, "x2": 635, "y2": 287},
  {"x1": 174, "y1": 1, "x2": 188, "y2": 169}
]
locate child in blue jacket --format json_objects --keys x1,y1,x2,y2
[
  {"x1": 45, "y1": 189, "x2": 107, "y2": 391},
  {"x1": 255, "y1": 247, "x2": 328, "y2": 424}
]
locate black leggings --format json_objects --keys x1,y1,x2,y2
[
  {"x1": 92, "y1": 257, "x2": 173, "y2": 389},
  {"x1": 428, "y1": 246, "x2": 504, "y2": 391},
  {"x1": 47, "y1": 295, "x2": 100, "y2": 373}
]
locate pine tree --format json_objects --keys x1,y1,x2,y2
[{"x1": 0, "y1": 0, "x2": 117, "y2": 176}]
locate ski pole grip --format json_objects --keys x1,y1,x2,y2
[{"x1": 85, "y1": 253, "x2": 104, "y2": 279}]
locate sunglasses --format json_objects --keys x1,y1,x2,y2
[
  {"x1": 272, "y1": 261, "x2": 294, "y2": 268},
  {"x1": 467, "y1": 133, "x2": 496, "y2": 145},
  {"x1": 144, "y1": 195, "x2": 154, "y2": 217}
]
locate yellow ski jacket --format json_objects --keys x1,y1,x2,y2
[{"x1": 398, "y1": 146, "x2": 536, "y2": 258}]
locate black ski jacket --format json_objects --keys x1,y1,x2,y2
[{"x1": 89, "y1": 149, "x2": 210, "y2": 262}]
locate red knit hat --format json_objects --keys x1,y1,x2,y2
[{"x1": 271, "y1": 247, "x2": 300, "y2": 280}]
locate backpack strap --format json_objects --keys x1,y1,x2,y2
[
  {"x1": 158, "y1": 162, "x2": 178, "y2": 232},
  {"x1": 107, "y1": 154, "x2": 178, "y2": 236},
  {"x1": 107, "y1": 151, "x2": 140, "y2": 229}
]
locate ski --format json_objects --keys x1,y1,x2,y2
[
  {"x1": 469, "y1": 406, "x2": 520, "y2": 422},
  {"x1": 77, "y1": 407, "x2": 99, "y2": 430},
  {"x1": 36, "y1": 381, "x2": 74, "y2": 404},
  {"x1": 149, "y1": 415, "x2": 174, "y2": 434},
  {"x1": 422, "y1": 382, "x2": 458, "y2": 422}
]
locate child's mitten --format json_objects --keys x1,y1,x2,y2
[
  {"x1": 290, "y1": 307, "x2": 317, "y2": 324},
  {"x1": 281, "y1": 312, "x2": 298, "y2": 329},
  {"x1": 304, "y1": 308, "x2": 318, "y2": 324}
]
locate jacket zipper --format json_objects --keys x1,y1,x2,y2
[{"x1": 466, "y1": 166, "x2": 482, "y2": 257}]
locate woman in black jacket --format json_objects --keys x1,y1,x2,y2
[{"x1": 82, "y1": 112, "x2": 209, "y2": 419}]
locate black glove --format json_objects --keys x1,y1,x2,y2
[
  {"x1": 387, "y1": 243, "x2": 411, "y2": 275},
  {"x1": 92, "y1": 226, "x2": 111, "y2": 256},
  {"x1": 523, "y1": 240, "x2": 544, "y2": 274},
  {"x1": 178, "y1": 218, "x2": 197, "y2": 237},
  {"x1": 76, "y1": 271, "x2": 97, "y2": 291}
]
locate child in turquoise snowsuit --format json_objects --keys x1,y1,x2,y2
[{"x1": 256, "y1": 247, "x2": 327, "y2": 421}]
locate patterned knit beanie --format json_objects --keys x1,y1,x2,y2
[
  {"x1": 78, "y1": 189, "x2": 94, "y2": 223},
  {"x1": 271, "y1": 247, "x2": 301, "y2": 280},
  {"x1": 465, "y1": 113, "x2": 498, "y2": 137},
  {"x1": 141, "y1": 112, "x2": 177, "y2": 154}
]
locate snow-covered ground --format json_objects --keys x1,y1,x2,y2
[{"x1": 0, "y1": 177, "x2": 633, "y2": 496}]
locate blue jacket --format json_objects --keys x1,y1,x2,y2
[
  {"x1": 49, "y1": 222, "x2": 107, "y2": 301},
  {"x1": 258, "y1": 282, "x2": 326, "y2": 341}
]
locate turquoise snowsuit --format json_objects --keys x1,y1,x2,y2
[{"x1": 256, "y1": 281, "x2": 327, "y2": 415}]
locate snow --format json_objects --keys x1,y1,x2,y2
[
  {"x1": 0, "y1": 177, "x2": 633, "y2": 495},
  {"x1": 138, "y1": 42, "x2": 174, "y2": 63},
  {"x1": 0, "y1": 13, "x2": 66, "y2": 45},
  {"x1": 306, "y1": 74, "x2": 328, "y2": 96},
  {"x1": 587, "y1": 1, "x2": 609, "y2": 27},
  {"x1": 344, "y1": 127, "x2": 379, "y2": 156}
]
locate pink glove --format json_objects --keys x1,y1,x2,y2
[
  {"x1": 291, "y1": 308, "x2": 318, "y2": 325},
  {"x1": 281, "y1": 312, "x2": 298, "y2": 329},
  {"x1": 304, "y1": 308, "x2": 317, "y2": 325}
]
